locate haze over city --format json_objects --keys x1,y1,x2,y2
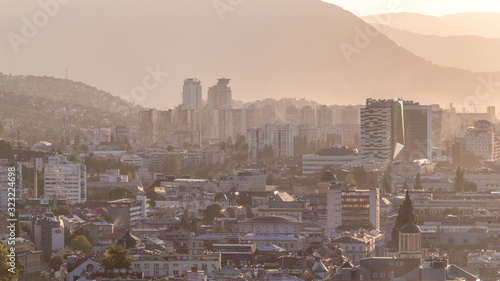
[{"x1": 2, "y1": 1, "x2": 500, "y2": 281}]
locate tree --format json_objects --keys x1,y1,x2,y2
[
  {"x1": 391, "y1": 190, "x2": 416, "y2": 249},
  {"x1": 464, "y1": 181, "x2": 478, "y2": 192},
  {"x1": 453, "y1": 167, "x2": 466, "y2": 192},
  {"x1": 266, "y1": 171, "x2": 275, "y2": 185},
  {"x1": 414, "y1": 173, "x2": 423, "y2": 190},
  {"x1": 202, "y1": 204, "x2": 225, "y2": 223},
  {"x1": 53, "y1": 206, "x2": 71, "y2": 216},
  {"x1": 382, "y1": 166, "x2": 393, "y2": 194},
  {"x1": 162, "y1": 154, "x2": 179, "y2": 175},
  {"x1": 213, "y1": 225, "x2": 229, "y2": 233},
  {"x1": 68, "y1": 153, "x2": 81, "y2": 163},
  {"x1": 99, "y1": 245, "x2": 132, "y2": 271},
  {"x1": 345, "y1": 173, "x2": 357, "y2": 185},
  {"x1": 108, "y1": 186, "x2": 133, "y2": 201},
  {"x1": 66, "y1": 227, "x2": 93, "y2": 246},
  {"x1": 70, "y1": 235, "x2": 92, "y2": 254},
  {"x1": 0, "y1": 244, "x2": 17, "y2": 280},
  {"x1": 0, "y1": 140, "x2": 14, "y2": 161},
  {"x1": 48, "y1": 255, "x2": 63, "y2": 271},
  {"x1": 145, "y1": 188, "x2": 160, "y2": 208}
]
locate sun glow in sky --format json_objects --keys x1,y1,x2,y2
[{"x1": 323, "y1": 0, "x2": 500, "y2": 16}]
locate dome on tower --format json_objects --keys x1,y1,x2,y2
[{"x1": 400, "y1": 221, "x2": 421, "y2": 234}]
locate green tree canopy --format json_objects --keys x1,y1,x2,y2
[
  {"x1": 345, "y1": 173, "x2": 357, "y2": 185},
  {"x1": 0, "y1": 140, "x2": 14, "y2": 161},
  {"x1": 162, "y1": 154, "x2": 179, "y2": 175},
  {"x1": 53, "y1": 206, "x2": 71, "y2": 216},
  {"x1": 414, "y1": 172, "x2": 423, "y2": 190},
  {"x1": 99, "y1": 245, "x2": 132, "y2": 271},
  {"x1": 453, "y1": 166, "x2": 466, "y2": 192},
  {"x1": 464, "y1": 181, "x2": 478, "y2": 192},
  {"x1": 391, "y1": 190, "x2": 416, "y2": 249},
  {"x1": 202, "y1": 204, "x2": 225, "y2": 223},
  {"x1": 70, "y1": 235, "x2": 92, "y2": 254},
  {"x1": 108, "y1": 186, "x2": 133, "y2": 201},
  {"x1": 0, "y1": 244, "x2": 17, "y2": 280},
  {"x1": 382, "y1": 167, "x2": 393, "y2": 194},
  {"x1": 48, "y1": 255, "x2": 63, "y2": 271}
]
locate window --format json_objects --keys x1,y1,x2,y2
[
  {"x1": 173, "y1": 270, "x2": 179, "y2": 276},
  {"x1": 134, "y1": 264, "x2": 140, "y2": 269},
  {"x1": 144, "y1": 264, "x2": 150, "y2": 269}
]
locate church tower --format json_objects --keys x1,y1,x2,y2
[{"x1": 398, "y1": 221, "x2": 422, "y2": 259}]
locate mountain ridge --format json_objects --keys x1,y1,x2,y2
[{"x1": 1, "y1": 0, "x2": 499, "y2": 109}]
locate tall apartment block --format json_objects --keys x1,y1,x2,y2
[
  {"x1": 360, "y1": 98, "x2": 431, "y2": 162},
  {"x1": 44, "y1": 156, "x2": 86, "y2": 203},
  {"x1": 139, "y1": 109, "x2": 157, "y2": 145},
  {"x1": 182, "y1": 78, "x2": 202, "y2": 111},
  {"x1": 207, "y1": 78, "x2": 232, "y2": 110}
]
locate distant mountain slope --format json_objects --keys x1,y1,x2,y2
[
  {"x1": 0, "y1": 0, "x2": 499, "y2": 108},
  {"x1": 367, "y1": 25, "x2": 500, "y2": 72},
  {"x1": 362, "y1": 12, "x2": 500, "y2": 38},
  {"x1": 0, "y1": 74, "x2": 140, "y2": 144}
]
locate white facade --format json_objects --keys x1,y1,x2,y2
[
  {"x1": 302, "y1": 153, "x2": 361, "y2": 176},
  {"x1": 44, "y1": 156, "x2": 86, "y2": 203},
  {"x1": 182, "y1": 78, "x2": 202, "y2": 111},
  {"x1": 464, "y1": 128, "x2": 499, "y2": 161},
  {"x1": 121, "y1": 154, "x2": 144, "y2": 167},
  {"x1": 220, "y1": 169, "x2": 267, "y2": 192},
  {"x1": 51, "y1": 228, "x2": 65, "y2": 251},
  {"x1": 132, "y1": 254, "x2": 220, "y2": 278}
]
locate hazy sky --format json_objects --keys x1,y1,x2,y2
[{"x1": 323, "y1": 0, "x2": 500, "y2": 16}]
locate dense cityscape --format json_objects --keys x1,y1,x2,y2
[{"x1": 0, "y1": 75, "x2": 499, "y2": 281}]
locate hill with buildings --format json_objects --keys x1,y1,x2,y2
[{"x1": 0, "y1": 74, "x2": 140, "y2": 145}]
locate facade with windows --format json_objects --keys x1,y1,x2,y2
[
  {"x1": 131, "y1": 253, "x2": 220, "y2": 278},
  {"x1": 44, "y1": 156, "x2": 86, "y2": 203}
]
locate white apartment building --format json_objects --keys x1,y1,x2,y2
[
  {"x1": 302, "y1": 145, "x2": 361, "y2": 176},
  {"x1": 464, "y1": 120, "x2": 500, "y2": 162},
  {"x1": 132, "y1": 253, "x2": 220, "y2": 278},
  {"x1": 121, "y1": 154, "x2": 144, "y2": 167},
  {"x1": 44, "y1": 156, "x2": 86, "y2": 203}
]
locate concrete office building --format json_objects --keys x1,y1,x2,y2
[{"x1": 44, "y1": 156, "x2": 86, "y2": 203}]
